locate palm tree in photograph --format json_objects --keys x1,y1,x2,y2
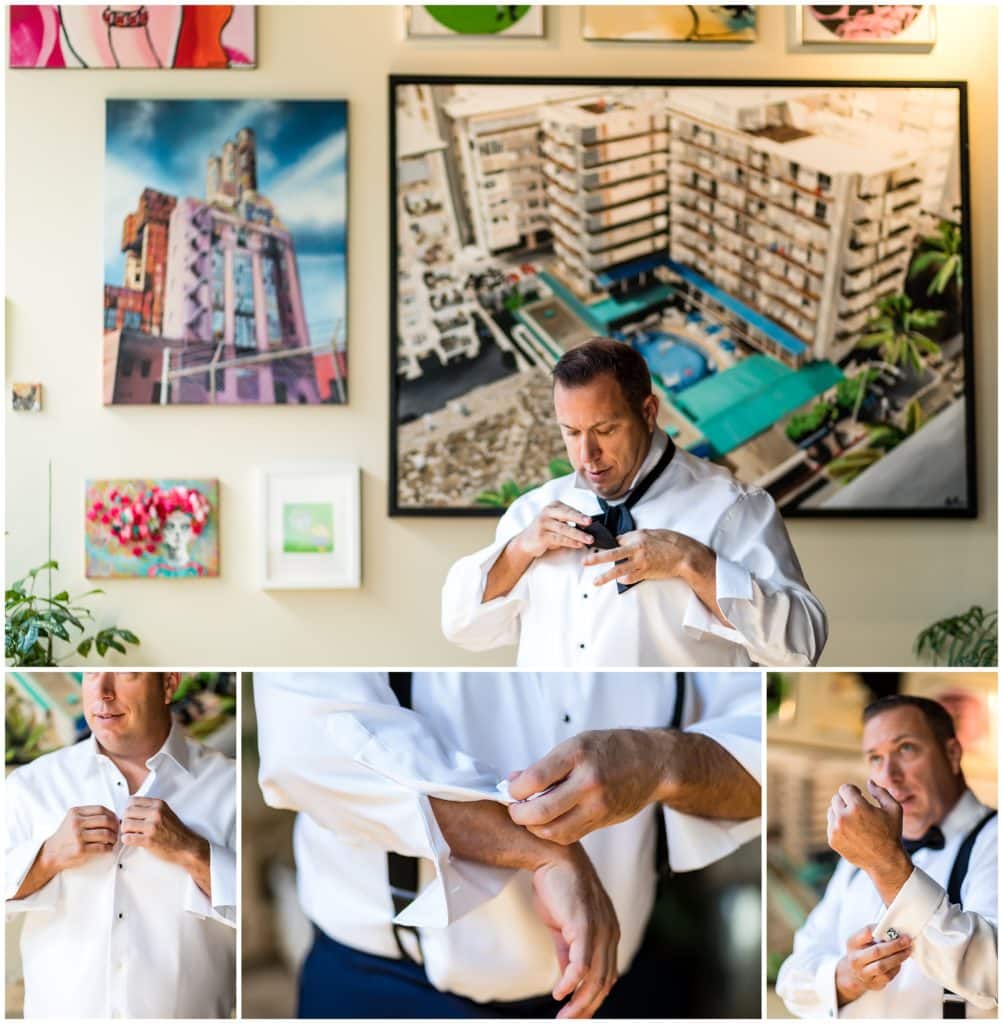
[
  {"x1": 909, "y1": 219, "x2": 963, "y2": 296},
  {"x1": 855, "y1": 294, "x2": 942, "y2": 372}
]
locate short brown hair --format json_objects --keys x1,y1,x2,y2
[
  {"x1": 552, "y1": 338, "x2": 653, "y2": 420},
  {"x1": 862, "y1": 694, "x2": 957, "y2": 746}
]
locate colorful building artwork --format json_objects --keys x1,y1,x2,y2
[
  {"x1": 85, "y1": 479, "x2": 220, "y2": 578},
  {"x1": 9, "y1": 5, "x2": 256, "y2": 69},
  {"x1": 103, "y1": 100, "x2": 347, "y2": 405},
  {"x1": 392, "y1": 80, "x2": 972, "y2": 516}
]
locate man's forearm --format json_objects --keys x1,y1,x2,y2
[
  {"x1": 653, "y1": 729, "x2": 760, "y2": 820},
  {"x1": 482, "y1": 535, "x2": 534, "y2": 603},
  {"x1": 176, "y1": 835, "x2": 212, "y2": 898},
  {"x1": 430, "y1": 797, "x2": 573, "y2": 871},
  {"x1": 677, "y1": 542, "x2": 730, "y2": 627},
  {"x1": 11, "y1": 843, "x2": 60, "y2": 900},
  {"x1": 865, "y1": 850, "x2": 913, "y2": 907}
]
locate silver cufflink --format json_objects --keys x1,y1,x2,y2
[{"x1": 885, "y1": 927, "x2": 899, "y2": 940}]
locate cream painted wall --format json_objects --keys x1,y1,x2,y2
[{"x1": 5, "y1": 4, "x2": 997, "y2": 668}]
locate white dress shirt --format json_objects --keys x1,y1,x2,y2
[
  {"x1": 441, "y1": 431, "x2": 826, "y2": 668},
  {"x1": 255, "y1": 670, "x2": 761, "y2": 1005},
  {"x1": 5, "y1": 724, "x2": 237, "y2": 1019},
  {"x1": 776, "y1": 789, "x2": 997, "y2": 1018}
]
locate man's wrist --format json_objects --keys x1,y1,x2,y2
[
  {"x1": 834, "y1": 955, "x2": 863, "y2": 1007},
  {"x1": 37, "y1": 838, "x2": 63, "y2": 877},
  {"x1": 177, "y1": 834, "x2": 211, "y2": 875},
  {"x1": 649, "y1": 728, "x2": 685, "y2": 806},
  {"x1": 865, "y1": 846, "x2": 913, "y2": 904},
  {"x1": 677, "y1": 537, "x2": 716, "y2": 588}
]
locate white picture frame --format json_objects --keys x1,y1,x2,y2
[
  {"x1": 258, "y1": 462, "x2": 361, "y2": 589},
  {"x1": 790, "y1": 6, "x2": 937, "y2": 51}
]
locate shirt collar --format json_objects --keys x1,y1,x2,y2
[
  {"x1": 571, "y1": 428, "x2": 666, "y2": 505},
  {"x1": 85, "y1": 720, "x2": 191, "y2": 776},
  {"x1": 937, "y1": 787, "x2": 988, "y2": 842}
]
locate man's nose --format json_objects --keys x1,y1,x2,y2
[
  {"x1": 579, "y1": 432, "x2": 601, "y2": 464},
  {"x1": 89, "y1": 673, "x2": 117, "y2": 699},
  {"x1": 879, "y1": 755, "x2": 904, "y2": 785}
]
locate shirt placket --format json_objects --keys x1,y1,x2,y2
[
  {"x1": 573, "y1": 545, "x2": 604, "y2": 662},
  {"x1": 103, "y1": 758, "x2": 159, "y2": 1019}
]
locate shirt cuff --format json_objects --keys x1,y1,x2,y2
[
  {"x1": 5, "y1": 839, "x2": 62, "y2": 916},
  {"x1": 815, "y1": 953, "x2": 841, "y2": 1018},
  {"x1": 661, "y1": 803, "x2": 760, "y2": 873},
  {"x1": 681, "y1": 556, "x2": 750, "y2": 647},
  {"x1": 873, "y1": 866, "x2": 941, "y2": 944},
  {"x1": 393, "y1": 793, "x2": 517, "y2": 929},
  {"x1": 183, "y1": 843, "x2": 236, "y2": 928},
  {"x1": 441, "y1": 538, "x2": 529, "y2": 649}
]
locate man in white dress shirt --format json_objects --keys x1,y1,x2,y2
[
  {"x1": 776, "y1": 694, "x2": 997, "y2": 1018},
  {"x1": 255, "y1": 670, "x2": 761, "y2": 1018},
  {"x1": 5, "y1": 671, "x2": 237, "y2": 1019},
  {"x1": 441, "y1": 338, "x2": 827, "y2": 668}
]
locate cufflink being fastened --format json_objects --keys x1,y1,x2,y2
[{"x1": 884, "y1": 927, "x2": 900, "y2": 940}]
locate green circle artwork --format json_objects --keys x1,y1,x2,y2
[
  {"x1": 282, "y1": 502, "x2": 335, "y2": 554},
  {"x1": 424, "y1": 6, "x2": 533, "y2": 35}
]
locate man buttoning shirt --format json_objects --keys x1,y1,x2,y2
[
  {"x1": 5, "y1": 671, "x2": 237, "y2": 1020},
  {"x1": 441, "y1": 338, "x2": 827, "y2": 668},
  {"x1": 254, "y1": 670, "x2": 762, "y2": 1019},
  {"x1": 776, "y1": 694, "x2": 997, "y2": 1019}
]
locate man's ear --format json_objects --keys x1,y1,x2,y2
[
  {"x1": 945, "y1": 737, "x2": 963, "y2": 775},
  {"x1": 162, "y1": 672, "x2": 181, "y2": 705},
  {"x1": 642, "y1": 392, "x2": 659, "y2": 430}
]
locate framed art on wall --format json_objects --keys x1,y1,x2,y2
[
  {"x1": 582, "y1": 6, "x2": 757, "y2": 43},
  {"x1": 390, "y1": 76, "x2": 974, "y2": 518},
  {"x1": 405, "y1": 6, "x2": 544, "y2": 38},
  {"x1": 9, "y1": 5, "x2": 256, "y2": 68},
  {"x1": 259, "y1": 463, "x2": 360, "y2": 589},
  {"x1": 103, "y1": 99, "x2": 348, "y2": 406},
  {"x1": 792, "y1": 6, "x2": 936, "y2": 49},
  {"x1": 85, "y1": 478, "x2": 219, "y2": 578}
]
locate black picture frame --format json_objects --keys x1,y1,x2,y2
[{"x1": 389, "y1": 75, "x2": 976, "y2": 519}]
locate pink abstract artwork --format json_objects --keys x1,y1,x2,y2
[{"x1": 9, "y1": 5, "x2": 255, "y2": 69}]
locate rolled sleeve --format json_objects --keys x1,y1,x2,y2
[
  {"x1": 255, "y1": 673, "x2": 517, "y2": 929},
  {"x1": 873, "y1": 866, "x2": 942, "y2": 944},
  {"x1": 814, "y1": 954, "x2": 841, "y2": 1018},
  {"x1": 441, "y1": 537, "x2": 530, "y2": 652},
  {"x1": 183, "y1": 842, "x2": 237, "y2": 928},
  {"x1": 663, "y1": 673, "x2": 762, "y2": 871},
  {"x1": 694, "y1": 491, "x2": 827, "y2": 666},
  {"x1": 5, "y1": 838, "x2": 61, "y2": 915}
]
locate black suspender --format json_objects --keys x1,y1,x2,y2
[
  {"x1": 942, "y1": 809, "x2": 997, "y2": 1018},
  {"x1": 386, "y1": 672, "x2": 422, "y2": 965},
  {"x1": 655, "y1": 672, "x2": 687, "y2": 880}
]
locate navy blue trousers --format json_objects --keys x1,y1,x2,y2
[{"x1": 298, "y1": 926, "x2": 669, "y2": 1019}]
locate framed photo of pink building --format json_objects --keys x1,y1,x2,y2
[
  {"x1": 103, "y1": 99, "x2": 348, "y2": 405},
  {"x1": 258, "y1": 463, "x2": 360, "y2": 589}
]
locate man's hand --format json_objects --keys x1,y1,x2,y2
[
  {"x1": 41, "y1": 805, "x2": 120, "y2": 873},
  {"x1": 827, "y1": 781, "x2": 913, "y2": 904},
  {"x1": 483, "y1": 503, "x2": 595, "y2": 603},
  {"x1": 508, "y1": 727, "x2": 760, "y2": 844},
  {"x1": 835, "y1": 925, "x2": 913, "y2": 1007},
  {"x1": 532, "y1": 844, "x2": 620, "y2": 1020},
  {"x1": 121, "y1": 797, "x2": 211, "y2": 895},
  {"x1": 12, "y1": 805, "x2": 120, "y2": 901},
  {"x1": 514, "y1": 502, "x2": 594, "y2": 560},
  {"x1": 582, "y1": 529, "x2": 729, "y2": 625},
  {"x1": 508, "y1": 729, "x2": 666, "y2": 844}
]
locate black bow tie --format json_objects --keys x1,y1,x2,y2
[
  {"x1": 902, "y1": 826, "x2": 945, "y2": 856},
  {"x1": 584, "y1": 434, "x2": 676, "y2": 595}
]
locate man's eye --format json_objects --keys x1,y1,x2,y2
[{"x1": 900, "y1": 743, "x2": 917, "y2": 754}]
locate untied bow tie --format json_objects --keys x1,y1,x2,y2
[
  {"x1": 901, "y1": 825, "x2": 946, "y2": 856},
  {"x1": 584, "y1": 434, "x2": 676, "y2": 595}
]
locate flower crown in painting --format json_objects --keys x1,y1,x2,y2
[{"x1": 86, "y1": 485, "x2": 211, "y2": 558}]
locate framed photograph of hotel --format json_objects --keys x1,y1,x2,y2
[
  {"x1": 389, "y1": 76, "x2": 975, "y2": 518},
  {"x1": 258, "y1": 463, "x2": 361, "y2": 589},
  {"x1": 103, "y1": 99, "x2": 348, "y2": 406}
]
